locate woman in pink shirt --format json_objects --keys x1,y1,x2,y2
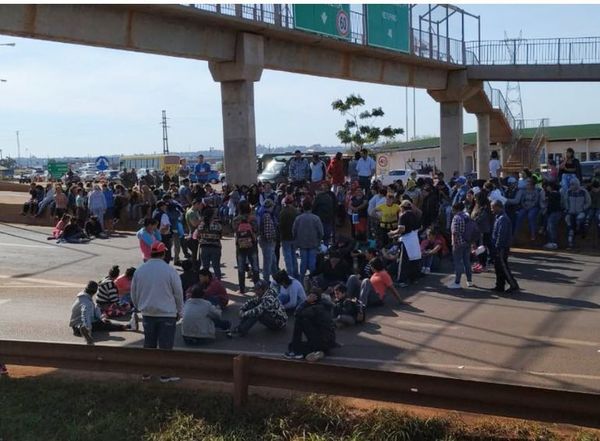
[
  {"x1": 51, "y1": 214, "x2": 71, "y2": 239},
  {"x1": 115, "y1": 267, "x2": 136, "y2": 306}
]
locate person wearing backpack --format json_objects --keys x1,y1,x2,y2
[
  {"x1": 233, "y1": 201, "x2": 260, "y2": 294},
  {"x1": 447, "y1": 202, "x2": 474, "y2": 289},
  {"x1": 258, "y1": 198, "x2": 278, "y2": 283}
]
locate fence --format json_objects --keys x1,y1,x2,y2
[
  {"x1": 1, "y1": 339, "x2": 599, "y2": 428},
  {"x1": 468, "y1": 37, "x2": 600, "y2": 65}
]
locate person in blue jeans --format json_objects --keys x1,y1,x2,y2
[
  {"x1": 292, "y1": 199, "x2": 324, "y2": 278},
  {"x1": 543, "y1": 182, "x2": 564, "y2": 250},
  {"x1": 507, "y1": 178, "x2": 541, "y2": 242},
  {"x1": 279, "y1": 195, "x2": 299, "y2": 279},
  {"x1": 131, "y1": 241, "x2": 183, "y2": 383},
  {"x1": 446, "y1": 202, "x2": 473, "y2": 289}
]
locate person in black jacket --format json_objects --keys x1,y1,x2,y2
[
  {"x1": 490, "y1": 200, "x2": 519, "y2": 294},
  {"x1": 284, "y1": 290, "x2": 336, "y2": 362},
  {"x1": 332, "y1": 284, "x2": 358, "y2": 327}
]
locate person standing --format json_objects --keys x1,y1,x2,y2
[
  {"x1": 279, "y1": 195, "x2": 299, "y2": 279},
  {"x1": 293, "y1": 199, "x2": 324, "y2": 278},
  {"x1": 194, "y1": 154, "x2": 212, "y2": 184},
  {"x1": 87, "y1": 185, "x2": 107, "y2": 229},
  {"x1": 347, "y1": 151, "x2": 360, "y2": 183},
  {"x1": 233, "y1": 201, "x2": 260, "y2": 294},
  {"x1": 327, "y1": 152, "x2": 345, "y2": 195},
  {"x1": 446, "y1": 202, "x2": 473, "y2": 289},
  {"x1": 288, "y1": 150, "x2": 310, "y2": 189},
  {"x1": 197, "y1": 207, "x2": 223, "y2": 279},
  {"x1": 558, "y1": 147, "x2": 582, "y2": 192},
  {"x1": 309, "y1": 153, "x2": 327, "y2": 193},
  {"x1": 356, "y1": 148, "x2": 376, "y2": 196},
  {"x1": 312, "y1": 182, "x2": 337, "y2": 245},
  {"x1": 131, "y1": 241, "x2": 183, "y2": 382},
  {"x1": 490, "y1": 200, "x2": 519, "y2": 294},
  {"x1": 178, "y1": 158, "x2": 191, "y2": 181},
  {"x1": 489, "y1": 150, "x2": 502, "y2": 178}
]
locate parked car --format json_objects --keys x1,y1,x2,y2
[
  {"x1": 372, "y1": 169, "x2": 431, "y2": 187},
  {"x1": 95, "y1": 170, "x2": 121, "y2": 184},
  {"x1": 258, "y1": 159, "x2": 288, "y2": 185},
  {"x1": 79, "y1": 170, "x2": 97, "y2": 182},
  {"x1": 581, "y1": 160, "x2": 600, "y2": 185}
]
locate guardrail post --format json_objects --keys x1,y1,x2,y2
[
  {"x1": 557, "y1": 38, "x2": 561, "y2": 64},
  {"x1": 233, "y1": 354, "x2": 250, "y2": 409}
]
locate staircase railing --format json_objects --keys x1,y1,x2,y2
[{"x1": 523, "y1": 118, "x2": 549, "y2": 169}]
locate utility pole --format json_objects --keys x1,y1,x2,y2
[
  {"x1": 161, "y1": 110, "x2": 170, "y2": 154},
  {"x1": 16, "y1": 130, "x2": 20, "y2": 163}
]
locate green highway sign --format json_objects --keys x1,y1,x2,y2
[
  {"x1": 47, "y1": 161, "x2": 69, "y2": 178},
  {"x1": 293, "y1": 4, "x2": 351, "y2": 40},
  {"x1": 366, "y1": 4, "x2": 410, "y2": 53}
]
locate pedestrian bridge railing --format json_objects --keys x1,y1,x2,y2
[{"x1": 466, "y1": 37, "x2": 600, "y2": 65}]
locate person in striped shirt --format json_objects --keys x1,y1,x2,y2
[{"x1": 97, "y1": 266, "x2": 131, "y2": 317}]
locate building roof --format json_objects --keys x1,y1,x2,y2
[{"x1": 378, "y1": 123, "x2": 600, "y2": 153}]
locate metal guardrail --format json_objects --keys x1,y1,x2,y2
[
  {"x1": 1, "y1": 339, "x2": 600, "y2": 427},
  {"x1": 467, "y1": 37, "x2": 600, "y2": 65}
]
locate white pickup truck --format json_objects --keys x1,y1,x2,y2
[{"x1": 372, "y1": 169, "x2": 431, "y2": 187}]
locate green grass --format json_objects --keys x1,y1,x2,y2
[{"x1": 0, "y1": 376, "x2": 598, "y2": 441}]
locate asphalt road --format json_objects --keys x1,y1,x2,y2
[{"x1": 0, "y1": 222, "x2": 599, "y2": 393}]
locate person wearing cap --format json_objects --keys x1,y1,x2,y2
[
  {"x1": 289, "y1": 150, "x2": 310, "y2": 189},
  {"x1": 131, "y1": 241, "x2": 184, "y2": 359},
  {"x1": 279, "y1": 195, "x2": 300, "y2": 279},
  {"x1": 69, "y1": 281, "x2": 137, "y2": 345},
  {"x1": 356, "y1": 148, "x2": 376, "y2": 195},
  {"x1": 229, "y1": 280, "x2": 287, "y2": 337},
  {"x1": 490, "y1": 200, "x2": 519, "y2": 293}
]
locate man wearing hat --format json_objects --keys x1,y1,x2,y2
[
  {"x1": 229, "y1": 280, "x2": 287, "y2": 337},
  {"x1": 131, "y1": 241, "x2": 184, "y2": 378}
]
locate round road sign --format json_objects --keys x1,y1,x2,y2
[
  {"x1": 378, "y1": 155, "x2": 389, "y2": 168},
  {"x1": 336, "y1": 9, "x2": 350, "y2": 37}
]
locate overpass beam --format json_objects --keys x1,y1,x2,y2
[
  {"x1": 476, "y1": 113, "x2": 491, "y2": 180},
  {"x1": 440, "y1": 102, "x2": 464, "y2": 177},
  {"x1": 429, "y1": 71, "x2": 481, "y2": 176},
  {"x1": 209, "y1": 33, "x2": 264, "y2": 186}
]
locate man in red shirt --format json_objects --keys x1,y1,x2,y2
[{"x1": 327, "y1": 152, "x2": 345, "y2": 195}]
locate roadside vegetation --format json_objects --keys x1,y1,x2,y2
[{"x1": 0, "y1": 375, "x2": 598, "y2": 441}]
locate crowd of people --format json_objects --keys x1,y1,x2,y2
[{"x1": 8, "y1": 147, "x2": 599, "y2": 376}]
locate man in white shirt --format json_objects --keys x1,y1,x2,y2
[
  {"x1": 309, "y1": 153, "x2": 326, "y2": 192},
  {"x1": 356, "y1": 148, "x2": 376, "y2": 195}
]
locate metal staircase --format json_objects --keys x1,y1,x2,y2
[{"x1": 503, "y1": 118, "x2": 548, "y2": 173}]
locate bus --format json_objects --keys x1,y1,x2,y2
[{"x1": 119, "y1": 154, "x2": 180, "y2": 175}]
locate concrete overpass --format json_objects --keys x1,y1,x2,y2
[{"x1": 1, "y1": 4, "x2": 595, "y2": 183}]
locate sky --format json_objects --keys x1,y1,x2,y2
[{"x1": 1, "y1": 3, "x2": 600, "y2": 158}]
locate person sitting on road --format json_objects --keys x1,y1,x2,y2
[
  {"x1": 181, "y1": 285, "x2": 231, "y2": 346},
  {"x1": 61, "y1": 217, "x2": 90, "y2": 244},
  {"x1": 115, "y1": 267, "x2": 136, "y2": 306},
  {"x1": 271, "y1": 269, "x2": 306, "y2": 315},
  {"x1": 84, "y1": 215, "x2": 108, "y2": 239},
  {"x1": 332, "y1": 283, "x2": 359, "y2": 328},
  {"x1": 419, "y1": 228, "x2": 449, "y2": 274},
  {"x1": 228, "y1": 280, "x2": 287, "y2": 337},
  {"x1": 97, "y1": 265, "x2": 131, "y2": 318},
  {"x1": 186, "y1": 269, "x2": 229, "y2": 309},
  {"x1": 69, "y1": 281, "x2": 138, "y2": 345},
  {"x1": 180, "y1": 259, "x2": 199, "y2": 300},
  {"x1": 50, "y1": 213, "x2": 71, "y2": 240},
  {"x1": 348, "y1": 257, "x2": 403, "y2": 307},
  {"x1": 284, "y1": 289, "x2": 337, "y2": 362}
]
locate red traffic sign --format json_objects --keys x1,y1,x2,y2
[{"x1": 378, "y1": 155, "x2": 389, "y2": 168}]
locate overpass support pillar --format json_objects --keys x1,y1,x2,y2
[
  {"x1": 440, "y1": 102, "x2": 464, "y2": 177},
  {"x1": 209, "y1": 33, "x2": 264, "y2": 186},
  {"x1": 476, "y1": 113, "x2": 491, "y2": 180}
]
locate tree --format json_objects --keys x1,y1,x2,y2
[
  {"x1": 331, "y1": 94, "x2": 403, "y2": 151},
  {"x1": 0, "y1": 157, "x2": 16, "y2": 169}
]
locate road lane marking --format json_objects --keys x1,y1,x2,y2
[
  {"x1": 0, "y1": 275, "x2": 83, "y2": 287},
  {"x1": 0, "y1": 243, "x2": 55, "y2": 249},
  {"x1": 525, "y1": 335, "x2": 599, "y2": 347}
]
